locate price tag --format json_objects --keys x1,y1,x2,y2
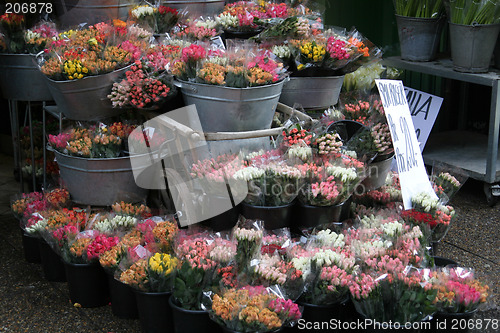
[{"x1": 376, "y1": 79, "x2": 437, "y2": 209}]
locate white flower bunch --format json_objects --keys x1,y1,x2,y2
[
  {"x1": 266, "y1": 163, "x2": 302, "y2": 179},
  {"x1": 327, "y1": 165, "x2": 359, "y2": 183},
  {"x1": 351, "y1": 239, "x2": 392, "y2": 260},
  {"x1": 252, "y1": 254, "x2": 287, "y2": 285},
  {"x1": 24, "y1": 30, "x2": 41, "y2": 42},
  {"x1": 93, "y1": 215, "x2": 137, "y2": 233},
  {"x1": 401, "y1": 225, "x2": 424, "y2": 241},
  {"x1": 207, "y1": 56, "x2": 229, "y2": 66},
  {"x1": 412, "y1": 192, "x2": 440, "y2": 212},
  {"x1": 234, "y1": 227, "x2": 263, "y2": 242},
  {"x1": 291, "y1": 256, "x2": 311, "y2": 279},
  {"x1": 272, "y1": 45, "x2": 292, "y2": 59},
  {"x1": 196, "y1": 19, "x2": 218, "y2": 29},
  {"x1": 216, "y1": 13, "x2": 239, "y2": 29},
  {"x1": 131, "y1": 5, "x2": 156, "y2": 18},
  {"x1": 128, "y1": 25, "x2": 153, "y2": 39},
  {"x1": 343, "y1": 61, "x2": 385, "y2": 92},
  {"x1": 359, "y1": 214, "x2": 387, "y2": 229},
  {"x1": 380, "y1": 221, "x2": 404, "y2": 238},
  {"x1": 288, "y1": 144, "x2": 312, "y2": 161},
  {"x1": 26, "y1": 218, "x2": 47, "y2": 235},
  {"x1": 315, "y1": 229, "x2": 345, "y2": 248},
  {"x1": 296, "y1": 17, "x2": 311, "y2": 36},
  {"x1": 312, "y1": 248, "x2": 341, "y2": 268},
  {"x1": 209, "y1": 239, "x2": 236, "y2": 264},
  {"x1": 233, "y1": 166, "x2": 265, "y2": 181}
]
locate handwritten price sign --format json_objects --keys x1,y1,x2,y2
[{"x1": 375, "y1": 79, "x2": 437, "y2": 209}]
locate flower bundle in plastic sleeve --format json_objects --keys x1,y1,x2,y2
[
  {"x1": 172, "y1": 17, "x2": 219, "y2": 42},
  {"x1": 430, "y1": 162, "x2": 469, "y2": 205},
  {"x1": 38, "y1": 20, "x2": 150, "y2": 81},
  {"x1": 232, "y1": 217, "x2": 264, "y2": 276},
  {"x1": 108, "y1": 59, "x2": 176, "y2": 109},
  {"x1": 64, "y1": 228, "x2": 120, "y2": 264},
  {"x1": 400, "y1": 192, "x2": 456, "y2": 243},
  {"x1": 348, "y1": 262, "x2": 437, "y2": 324},
  {"x1": 429, "y1": 266, "x2": 490, "y2": 314},
  {"x1": 117, "y1": 244, "x2": 153, "y2": 291},
  {"x1": 353, "y1": 171, "x2": 402, "y2": 207},
  {"x1": 130, "y1": 3, "x2": 180, "y2": 35},
  {"x1": 205, "y1": 285, "x2": 302, "y2": 333}
]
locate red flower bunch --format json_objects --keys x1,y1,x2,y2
[
  {"x1": 87, "y1": 234, "x2": 120, "y2": 262},
  {"x1": 282, "y1": 126, "x2": 313, "y2": 147},
  {"x1": 326, "y1": 37, "x2": 350, "y2": 61},
  {"x1": 400, "y1": 209, "x2": 436, "y2": 227},
  {"x1": 181, "y1": 44, "x2": 207, "y2": 63},
  {"x1": 158, "y1": 5, "x2": 178, "y2": 15},
  {"x1": 45, "y1": 188, "x2": 70, "y2": 208}
]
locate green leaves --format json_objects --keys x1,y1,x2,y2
[{"x1": 172, "y1": 261, "x2": 206, "y2": 310}]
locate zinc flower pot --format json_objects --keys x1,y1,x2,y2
[
  {"x1": 449, "y1": 22, "x2": 500, "y2": 73},
  {"x1": 52, "y1": 149, "x2": 149, "y2": 206},
  {"x1": 169, "y1": 297, "x2": 219, "y2": 333},
  {"x1": 44, "y1": 65, "x2": 130, "y2": 121},
  {"x1": 134, "y1": 290, "x2": 173, "y2": 333},
  {"x1": 395, "y1": 15, "x2": 445, "y2": 62},
  {"x1": 241, "y1": 201, "x2": 294, "y2": 230},
  {"x1": 38, "y1": 238, "x2": 66, "y2": 282},
  {"x1": 174, "y1": 79, "x2": 285, "y2": 132},
  {"x1": 279, "y1": 76, "x2": 345, "y2": 110},
  {"x1": 106, "y1": 273, "x2": 139, "y2": 318},
  {"x1": 64, "y1": 261, "x2": 109, "y2": 307},
  {"x1": 0, "y1": 54, "x2": 53, "y2": 101},
  {"x1": 20, "y1": 228, "x2": 41, "y2": 263},
  {"x1": 360, "y1": 153, "x2": 395, "y2": 192}
]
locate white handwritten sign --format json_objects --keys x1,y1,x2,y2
[
  {"x1": 376, "y1": 79, "x2": 437, "y2": 209},
  {"x1": 405, "y1": 87, "x2": 443, "y2": 151}
]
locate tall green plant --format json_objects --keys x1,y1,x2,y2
[
  {"x1": 449, "y1": 0, "x2": 500, "y2": 24},
  {"x1": 393, "y1": 0, "x2": 444, "y2": 18}
]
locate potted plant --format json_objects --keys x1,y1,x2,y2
[
  {"x1": 446, "y1": 0, "x2": 500, "y2": 72},
  {"x1": 392, "y1": 0, "x2": 446, "y2": 61}
]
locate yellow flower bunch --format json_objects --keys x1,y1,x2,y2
[
  {"x1": 63, "y1": 60, "x2": 89, "y2": 80},
  {"x1": 148, "y1": 253, "x2": 178, "y2": 277},
  {"x1": 300, "y1": 41, "x2": 326, "y2": 62}
]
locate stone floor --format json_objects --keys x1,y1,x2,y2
[{"x1": 0, "y1": 153, "x2": 498, "y2": 333}]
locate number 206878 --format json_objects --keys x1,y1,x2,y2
[{"x1": 5, "y1": 3, "x2": 53, "y2": 14}]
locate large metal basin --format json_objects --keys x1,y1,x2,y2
[
  {"x1": 279, "y1": 76, "x2": 344, "y2": 110},
  {"x1": 175, "y1": 79, "x2": 285, "y2": 132},
  {"x1": 0, "y1": 54, "x2": 53, "y2": 101},
  {"x1": 54, "y1": 150, "x2": 149, "y2": 206},
  {"x1": 162, "y1": 0, "x2": 225, "y2": 17}
]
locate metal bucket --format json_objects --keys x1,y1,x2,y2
[
  {"x1": 53, "y1": 150, "x2": 149, "y2": 206},
  {"x1": 449, "y1": 23, "x2": 500, "y2": 73},
  {"x1": 395, "y1": 15, "x2": 445, "y2": 62},
  {"x1": 53, "y1": 0, "x2": 140, "y2": 28},
  {"x1": 279, "y1": 76, "x2": 344, "y2": 110},
  {"x1": 360, "y1": 154, "x2": 394, "y2": 192},
  {"x1": 45, "y1": 66, "x2": 129, "y2": 121},
  {"x1": 162, "y1": 0, "x2": 225, "y2": 17},
  {"x1": 175, "y1": 79, "x2": 285, "y2": 132},
  {"x1": 0, "y1": 54, "x2": 53, "y2": 101}
]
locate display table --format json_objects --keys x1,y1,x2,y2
[{"x1": 383, "y1": 56, "x2": 500, "y2": 205}]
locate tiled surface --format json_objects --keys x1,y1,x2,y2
[{"x1": 0, "y1": 153, "x2": 498, "y2": 332}]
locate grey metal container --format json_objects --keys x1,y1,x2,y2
[
  {"x1": 45, "y1": 66, "x2": 129, "y2": 121},
  {"x1": 175, "y1": 79, "x2": 285, "y2": 132},
  {"x1": 53, "y1": 0, "x2": 139, "y2": 28},
  {"x1": 449, "y1": 22, "x2": 500, "y2": 73},
  {"x1": 162, "y1": 0, "x2": 225, "y2": 17},
  {"x1": 360, "y1": 154, "x2": 395, "y2": 192},
  {"x1": 0, "y1": 54, "x2": 53, "y2": 101},
  {"x1": 279, "y1": 76, "x2": 344, "y2": 110},
  {"x1": 53, "y1": 150, "x2": 149, "y2": 206},
  {"x1": 395, "y1": 15, "x2": 445, "y2": 62}
]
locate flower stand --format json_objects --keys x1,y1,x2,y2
[
  {"x1": 64, "y1": 262, "x2": 110, "y2": 307},
  {"x1": 134, "y1": 290, "x2": 173, "y2": 333},
  {"x1": 107, "y1": 273, "x2": 139, "y2": 318},
  {"x1": 38, "y1": 239, "x2": 66, "y2": 282},
  {"x1": 169, "y1": 297, "x2": 219, "y2": 333}
]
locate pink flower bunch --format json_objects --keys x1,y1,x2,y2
[
  {"x1": 321, "y1": 266, "x2": 352, "y2": 291},
  {"x1": 23, "y1": 199, "x2": 49, "y2": 219},
  {"x1": 177, "y1": 236, "x2": 217, "y2": 271},
  {"x1": 348, "y1": 272, "x2": 377, "y2": 299},
  {"x1": 177, "y1": 25, "x2": 217, "y2": 41},
  {"x1": 48, "y1": 133, "x2": 71, "y2": 151},
  {"x1": 190, "y1": 154, "x2": 245, "y2": 182},
  {"x1": 326, "y1": 36, "x2": 351, "y2": 61},
  {"x1": 52, "y1": 224, "x2": 79, "y2": 244},
  {"x1": 181, "y1": 44, "x2": 207, "y2": 62},
  {"x1": 120, "y1": 40, "x2": 143, "y2": 61},
  {"x1": 268, "y1": 298, "x2": 302, "y2": 321},
  {"x1": 309, "y1": 175, "x2": 341, "y2": 205},
  {"x1": 264, "y1": 3, "x2": 289, "y2": 18},
  {"x1": 247, "y1": 51, "x2": 281, "y2": 82},
  {"x1": 87, "y1": 234, "x2": 120, "y2": 261}
]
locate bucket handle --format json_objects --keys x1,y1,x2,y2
[{"x1": 173, "y1": 80, "x2": 198, "y2": 93}]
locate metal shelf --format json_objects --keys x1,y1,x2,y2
[{"x1": 383, "y1": 56, "x2": 500, "y2": 186}]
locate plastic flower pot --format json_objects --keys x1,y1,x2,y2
[
  {"x1": 241, "y1": 201, "x2": 295, "y2": 230},
  {"x1": 106, "y1": 273, "x2": 139, "y2": 318},
  {"x1": 20, "y1": 228, "x2": 41, "y2": 263},
  {"x1": 38, "y1": 238, "x2": 66, "y2": 282},
  {"x1": 134, "y1": 290, "x2": 173, "y2": 333},
  {"x1": 64, "y1": 261, "x2": 109, "y2": 307},
  {"x1": 293, "y1": 201, "x2": 345, "y2": 230},
  {"x1": 169, "y1": 297, "x2": 219, "y2": 333}
]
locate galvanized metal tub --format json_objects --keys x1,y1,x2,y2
[
  {"x1": 162, "y1": 0, "x2": 225, "y2": 17},
  {"x1": 0, "y1": 54, "x2": 53, "y2": 101},
  {"x1": 53, "y1": 150, "x2": 149, "y2": 206},
  {"x1": 279, "y1": 76, "x2": 344, "y2": 110},
  {"x1": 53, "y1": 0, "x2": 140, "y2": 28},
  {"x1": 395, "y1": 15, "x2": 445, "y2": 62},
  {"x1": 45, "y1": 66, "x2": 129, "y2": 121},
  {"x1": 360, "y1": 154, "x2": 395, "y2": 192},
  {"x1": 174, "y1": 79, "x2": 285, "y2": 132},
  {"x1": 449, "y1": 22, "x2": 500, "y2": 73}
]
